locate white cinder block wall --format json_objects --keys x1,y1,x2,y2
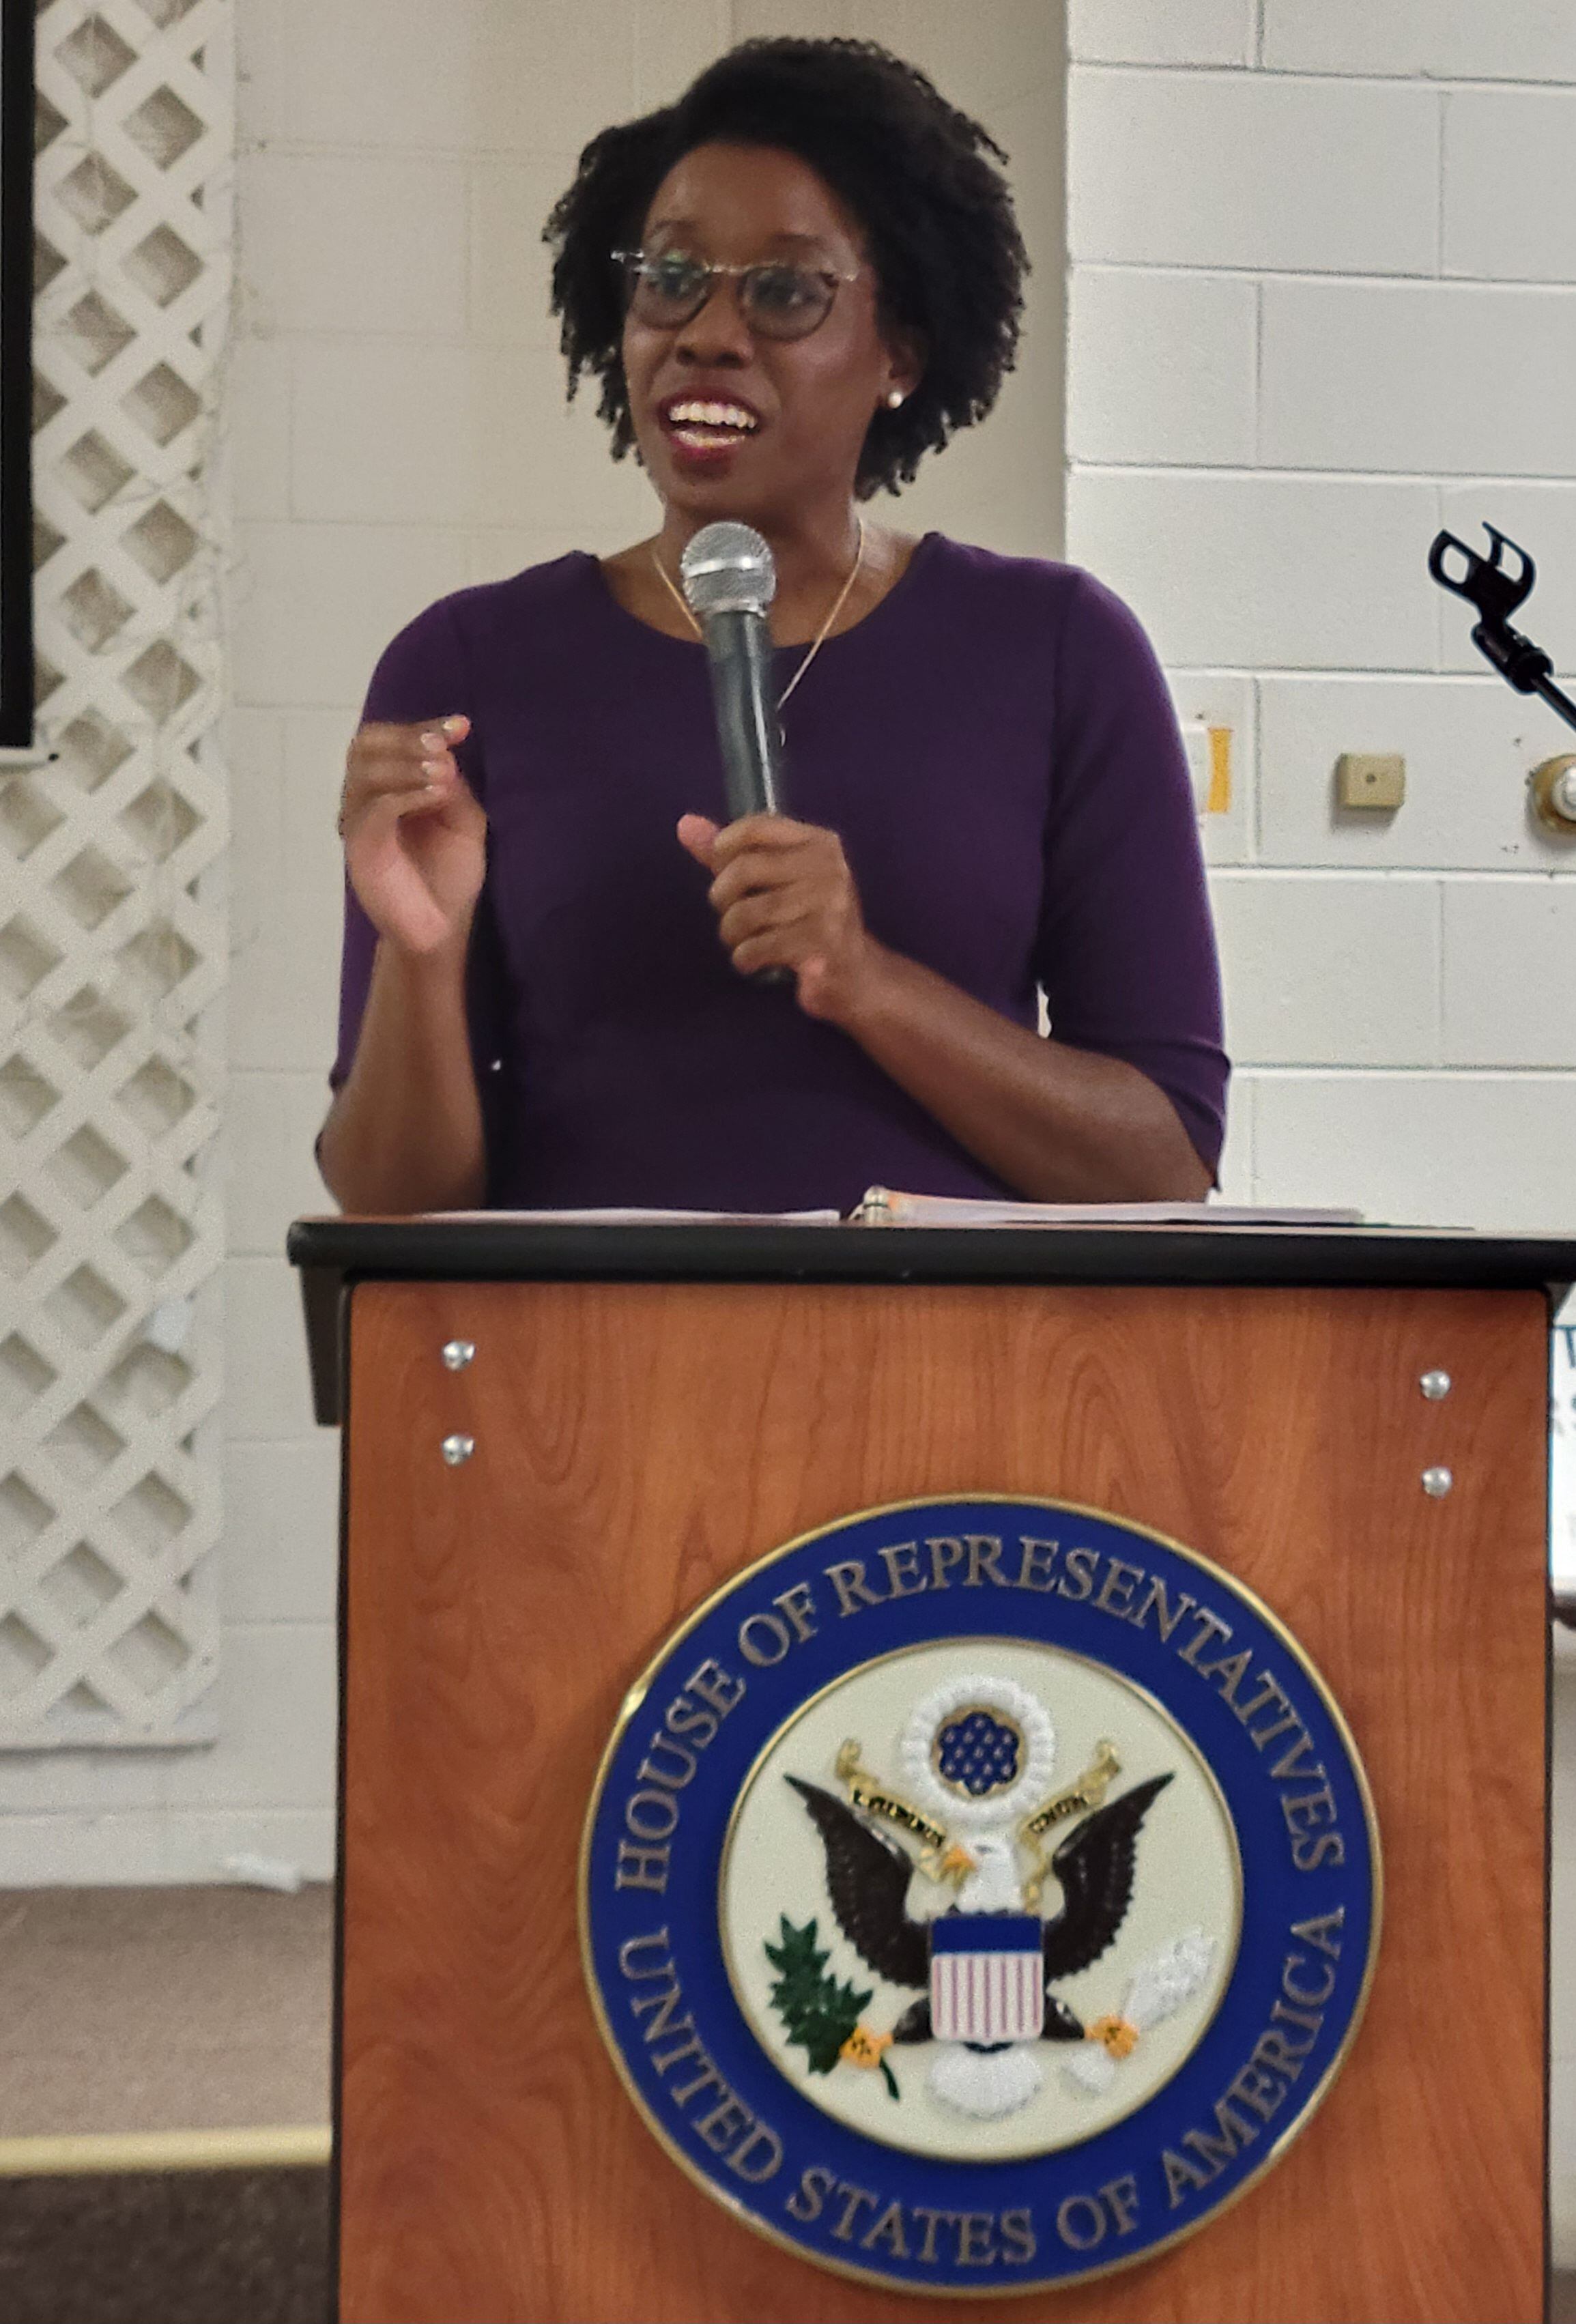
[
  {"x1": 1067, "y1": 0, "x2": 1576, "y2": 1222},
  {"x1": 1064, "y1": 0, "x2": 1576, "y2": 2251},
  {"x1": 3, "y1": 3, "x2": 1062, "y2": 1882}
]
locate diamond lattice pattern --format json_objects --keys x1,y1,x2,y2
[{"x1": 3, "y1": 0, "x2": 231, "y2": 1745}]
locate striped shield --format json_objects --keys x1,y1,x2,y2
[{"x1": 929, "y1": 1914, "x2": 1045, "y2": 2043}]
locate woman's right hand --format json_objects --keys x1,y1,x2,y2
[{"x1": 338, "y1": 713, "x2": 486, "y2": 957}]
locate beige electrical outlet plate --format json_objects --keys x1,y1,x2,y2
[{"x1": 1336, "y1": 752, "x2": 1405, "y2": 810}]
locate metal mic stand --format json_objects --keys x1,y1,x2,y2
[{"x1": 1429, "y1": 523, "x2": 1576, "y2": 829}]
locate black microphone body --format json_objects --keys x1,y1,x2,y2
[{"x1": 699, "y1": 607, "x2": 783, "y2": 822}]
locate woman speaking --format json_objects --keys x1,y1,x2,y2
[{"x1": 318, "y1": 38, "x2": 1227, "y2": 1216}]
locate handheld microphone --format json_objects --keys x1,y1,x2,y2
[{"x1": 680, "y1": 521, "x2": 784, "y2": 822}]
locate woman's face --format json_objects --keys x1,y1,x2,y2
[{"x1": 620, "y1": 140, "x2": 915, "y2": 532}]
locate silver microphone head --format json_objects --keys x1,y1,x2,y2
[{"x1": 679, "y1": 522, "x2": 777, "y2": 619}]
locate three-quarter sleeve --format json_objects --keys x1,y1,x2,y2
[
  {"x1": 1035, "y1": 573, "x2": 1229, "y2": 1174},
  {"x1": 326, "y1": 592, "x2": 511, "y2": 1192},
  {"x1": 328, "y1": 592, "x2": 497, "y2": 1078}
]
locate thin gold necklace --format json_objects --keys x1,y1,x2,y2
[{"x1": 650, "y1": 517, "x2": 866, "y2": 711}]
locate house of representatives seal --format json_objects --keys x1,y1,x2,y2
[{"x1": 579, "y1": 1497, "x2": 1381, "y2": 2297}]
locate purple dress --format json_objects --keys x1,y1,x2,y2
[{"x1": 332, "y1": 534, "x2": 1228, "y2": 1211}]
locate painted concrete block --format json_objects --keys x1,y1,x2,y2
[
  {"x1": 227, "y1": 336, "x2": 291, "y2": 521},
  {"x1": 1252, "y1": 1070, "x2": 1576, "y2": 1231},
  {"x1": 1261, "y1": 279, "x2": 1576, "y2": 478},
  {"x1": 237, "y1": 153, "x2": 468, "y2": 340},
  {"x1": 223, "y1": 1437, "x2": 341, "y2": 1627},
  {"x1": 846, "y1": 0, "x2": 1064, "y2": 125},
  {"x1": 1070, "y1": 68, "x2": 1438, "y2": 273},
  {"x1": 291, "y1": 342, "x2": 475, "y2": 527},
  {"x1": 229, "y1": 521, "x2": 471, "y2": 713},
  {"x1": 223, "y1": 1259, "x2": 320, "y2": 1443},
  {"x1": 1265, "y1": 0, "x2": 1576, "y2": 81},
  {"x1": 1210, "y1": 873, "x2": 1439, "y2": 1065},
  {"x1": 238, "y1": 0, "x2": 485, "y2": 147},
  {"x1": 1214, "y1": 1073, "x2": 1254, "y2": 1202},
  {"x1": 472, "y1": 0, "x2": 640, "y2": 154},
  {"x1": 1558, "y1": 1669, "x2": 1576, "y2": 1858},
  {"x1": 227, "y1": 710, "x2": 349, "y2": 1076},
  {"x1": 158, "y1": 1808, "x2": 337, "y2": 1885},
  {"x1": 1442, "y1": 881, "x2": 1576, "y2": 1067},
  {"x1": 633, "y1": 0, "x2": 741, "y2": 107},
  {"x1": 887, "y1": 368, "x2": 1065, "y2": 563},
  {"x1": 470, "y1": 154, "x2": 584, "y2": 351},
  {"x1": 1069, "y1": 270, "x2": 1257, "y2": 467},
  {"x1": 1444, "y1": 88, "x2": 1576, "y2": 283},
  {"x1": 461, "y1": 347, "x2": 659, "y2": 531},
  {"x1": 225, "y1": 1072, "x2": 334, "y2": 1256},
  {"x1": 1070, "y1": 0, "x2": 1255, "y2": 68},
  {"x1": 467, "y1": 526, "x2": 619, "y2": 587},
  {"x1": 289, "y1": 338, "x2": 653, "y2": 538},
  {"x1": 162, "y1": 1625, "x2": 336, "y2": 1810},
  {"x1": 1257, "y1": 676, "x2": 1566, "y2": 872},
  {"x1": 1067, "y1": 472, "x2": 1438, "y2": 671},
  {"x1": 0, "y1": 1813, "x2": 176, "y2": 1887},
  {"x1": 0, "y1": 1743, "x2": 168, "y2": 1818},
  {"x1": 1554, "y1": 1854, "x2": 1576, "y2": 2060},
  {"x1": 235, "y1": 0, "x2": 717, "y2": 155}
]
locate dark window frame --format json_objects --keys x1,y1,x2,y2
[{"x1": 0, "y1": 0, "x2": 35, "y2": 747}]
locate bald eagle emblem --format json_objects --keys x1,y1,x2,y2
[{"x1": 770, "y1": 1675, "x2": 1215, "y2": 2120}]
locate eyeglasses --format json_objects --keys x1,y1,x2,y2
[{"x1": 612, "y1": 248, "x2": 858, "y2": 341}]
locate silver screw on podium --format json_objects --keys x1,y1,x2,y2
[
  {"x1": 1420, "y1": 1465, "x2": 1452, "y2": 1497},
  {"x1": 1419, "y1": 1370, "x2": 1452, "y2": 1399},
  {"x1": 441, "y1": 1433, "x2": 475, "y2": 1466},
  {"x1": 442, "y1": 1340, "x2": 476, "y2": 1371}
]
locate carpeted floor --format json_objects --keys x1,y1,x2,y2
[
  {"x1": 1, "y1": 1887, "x2": 334, "y2": 2324},
  {"x1": 0, "y1": 1886, "x2": 332, "y2": 2138},
  {"x1": 0, "y1": 2167, "x2": 330, "y2": 2324}
]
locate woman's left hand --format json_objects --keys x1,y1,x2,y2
[{"x1": 678, "y1": 812, "x2": 885, "y2": 1022}]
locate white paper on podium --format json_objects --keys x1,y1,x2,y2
[{"x1": 849, "y1": 1187, "x2": 1364, "y2": 1227}]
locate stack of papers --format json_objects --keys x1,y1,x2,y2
[
  {"x1": 850, "y1": 1189, "x2": 1363, "y2": 1227},
  {"x1": 422, "y1": 1195, "x2": 1361, "y2": 1229}
]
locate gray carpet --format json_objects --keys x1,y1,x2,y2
[
  {"x1": 0, "y1": 1887, "x2": 332, "y2": 2138},
  {"x1": 0, "y1": 2167, "x2": 330, "y2": 2324}
]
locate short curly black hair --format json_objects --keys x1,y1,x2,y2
[{"x1": 544, "y1": 38, "x2": 1027, "y2": 500}]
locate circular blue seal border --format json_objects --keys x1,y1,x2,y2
[{"x1": 578, "y1": 1497, "x2": 1382, "y2": 2299}]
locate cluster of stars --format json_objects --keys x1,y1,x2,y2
[{"x1": 934, "y1": 1708, "x2": 1022, "y2": 1797}]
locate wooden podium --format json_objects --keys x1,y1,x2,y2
[{"x1": 288, "y1": 1218, "x2": 1575, "y2": 2324}]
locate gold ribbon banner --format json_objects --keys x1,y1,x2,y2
[
  {"x1": 835, "y1": 1740, "x2": 949, "y2": 1853},
  {"x1": 1020, "y1": 1738, "x2": 1121, "y2": 1841}
]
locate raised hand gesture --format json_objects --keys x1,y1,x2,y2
[{"x1": 338, "y1": 713, "x2": 485, "y2": 956}]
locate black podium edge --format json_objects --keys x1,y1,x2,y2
[{"x1": 287, "y1": 1216, "x2": 1576, "y2": 1429}]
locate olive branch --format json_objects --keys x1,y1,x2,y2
[{"x1": 764, "y1": 1915, "x2": 898, "y2": 2099}]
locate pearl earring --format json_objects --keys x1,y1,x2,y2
[{"x1": 885, "y1": 390, "x2": 904, "y2": 410}]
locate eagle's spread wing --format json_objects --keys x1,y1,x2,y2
[
  {"x1": 785, "y1": 1777, "x2": 930, "y2": 1990},
  {"x1": 1040, "y1": 1772, "x2": 1173, "y2": 1984}
]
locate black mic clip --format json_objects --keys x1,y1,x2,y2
[{"x1": 1428, "y1": 523, "x2": 1576, "y2": 730}]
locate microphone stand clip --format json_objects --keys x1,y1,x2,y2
[{"x1": 1429, "y1": 523, "x2": 1576, "y2": 831}]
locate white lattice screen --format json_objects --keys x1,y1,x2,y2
[{"x1": 0, "y1": 0, "x2": 231, "y2": 1745}]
